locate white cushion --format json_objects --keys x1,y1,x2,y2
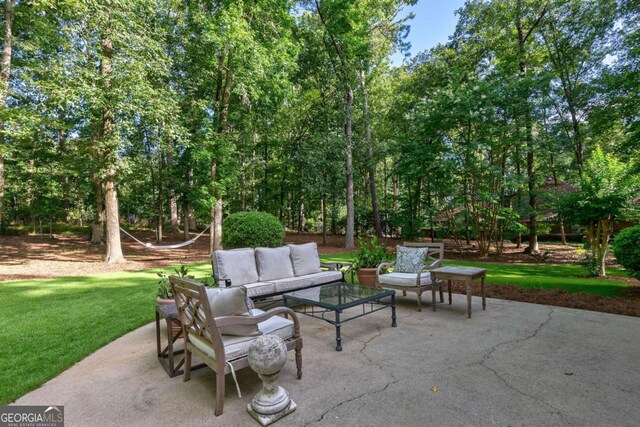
[
  {"x1": 303, "y1": 270, "x2": 343, "y2": 285},
  {"x1": 288, "y1": 242, "x2": 322, "y2": 276},
  {"x1": 378, "y1": 272, "x2": 433, "y2": 287},
  {"x1": 205, "y1": 287, "x2": 260, "y2": 336},
  {"x1": 242, "y1": 282, "x2": 276, "y2": 298},
  {"x1": 272, "y1": 276, "x2": 313, "y2": 293},
  {"x1": 212, "y1": 248, "x2": 259, "y2": 286},
  {"x1": 256, "y1": 247, "x2": 295, "y2": 281},
  {"x1": 188, "y1": 309, "x2": 294, "y2": 362}
]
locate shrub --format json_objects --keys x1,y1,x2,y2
[
  {"x1": 613, "y1": 226, "x2": 640, "y2": 279},
  {"x1": 222, "y1": 211, "x2": 285, "y2": 249}
]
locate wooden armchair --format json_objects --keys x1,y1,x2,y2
[
  {"x1": 375, "y1": 242, "x2": 445, "y2": 312},
  {"x1": 170, "y1": 275, "x2": 303, "y2": 416}
]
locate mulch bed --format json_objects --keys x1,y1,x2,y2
[
  {"x1": 1, "y1": 231, "x2": 639, "y2": 317},
  {"x1": 447, "y1": 281, "x2": 640, "y2": 318}
]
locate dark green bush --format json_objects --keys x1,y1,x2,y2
[
  {"x1": 222, "y1": 211, "x2": 285, "y2": 249},
  {"x1": 613, "y1": 225, "x2": 640, "y2": 279}
]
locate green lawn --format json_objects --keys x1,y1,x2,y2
[
  {"x1": 0, "y1": 255, "x2": 631, "y2": 404},
  {"x1": 322, "y1": 252, "x2": 629, "y2": 297},
  {"x1": 0, "y1": 263, "x2": 212, "y2": 405}
]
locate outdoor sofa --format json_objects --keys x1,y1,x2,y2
[{"x1": 211, "y1": 242, "x2": 348, "y2": 299}]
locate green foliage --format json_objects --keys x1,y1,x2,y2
[
  {"x1": 613, "y1": 226, "x2": 640, "y2": 279},
  {"x1": 221, "y1": 211, "x2": 285, "y2": 249},
  {"x1": 156, "y1": 264, "x2": 194, "y2": 299},
  {"x1": 351, "y1": 237, "x2": 390, "y2": 269}
]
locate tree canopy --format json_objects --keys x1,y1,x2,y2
[{"x1": 0, "y1": 0, "x2": 637, "y2": 263}]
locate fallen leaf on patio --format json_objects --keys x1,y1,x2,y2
[{"x1": 431, "y1": 387, "x2": 438, "y2": 392}]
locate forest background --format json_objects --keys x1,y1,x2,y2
[{"x1": 0, "y1": 0, "x2": 638, "y2": 267}]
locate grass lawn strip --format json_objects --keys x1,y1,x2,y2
[{"x1": 321, "y1": 252, "x2": 629, "y2": 297}]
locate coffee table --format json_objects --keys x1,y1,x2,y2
[{"x1": 283, "y1": 282, "x2": 396, "y2": 351}]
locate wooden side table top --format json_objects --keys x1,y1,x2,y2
[{"x1": 430, "y1": 266, "x2": 487, "y2": 281}]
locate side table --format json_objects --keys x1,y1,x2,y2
[
  {"x1": 430, "y1": 266, "x2": 487, "y2": 318},
  {"x1": 155, "y1": 303, "x2": 185, "y2": 377}
]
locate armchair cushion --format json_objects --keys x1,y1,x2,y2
[
  {"x1": 188, "y1": 308, "x2": 294, "y2": 361},
  {"x1": 394, "y1": 246, "x2": 428, "y2": 273},
  {"x1": 288, "y1": 242, "x2": 322, "y2": 276},
  {"x1": 206, "y1": 287, "x2": 260, "y2": 337},
  {"x1": 378, "y1": 272, "x2": 433, "y2": 287},
  {"x1": 212, "y1": 248, "x2": 259, "y2": 286},
  {"x1": 256, "y1": 247, "x2": 295, "y2": 281}
]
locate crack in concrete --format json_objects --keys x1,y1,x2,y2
[
  {"x1": 301, "y1": 323, "x2": 400, "y2": 426},
  {"x1": 475, "y1": 307, "x2": 577, "y2": 426},
  {"x1": 303, "y1": 379, "x2": 399, "y2": 427}
]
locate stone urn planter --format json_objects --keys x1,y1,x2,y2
[{"x1": 356, "y1": 268, "x2": 378, "y2": 287}]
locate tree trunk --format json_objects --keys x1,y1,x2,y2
[
  {"x1": 321, "y1": 193, "x2": 327, "y2": 246},
  {"x1": 517, "y1": 0, "x2": 539, "y2": 255},
  {"x1": 91, "y1": 171, "x2": 104, "y2": 244},
  {"x1": 100, "y1": 35, "x2": 124, "y2": 263},
  {"x1": 167, "y1": 147, "x2": 179, "y2": 232},
  {"x1": 209, "y1": 52, "x2": 232, "y2": 254},
  {"x1": 360, "y1": 70, "x2": 382, "y2": 238},
  {"x1": 157, "y1": 150, "x2": 163, "y2": 243},
  {"x1": 58, "y1": 127, "x2": 71, "y2": 223},
  {"x1": 183, "y1": 203, "x2": 190, "y2": 241},
  {"x1": 104, "y1": 170, "x2": 124, "y2": 263},
  {"x1": 344, "y1": 87, "x2": 355, "y2": 249},
  {"x1": 0, "y1": 0, "x2": 14, "y2": 232}
]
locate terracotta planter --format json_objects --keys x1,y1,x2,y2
[{"x1": 356, "y1": 268, "x2": 378, "y2": 287}]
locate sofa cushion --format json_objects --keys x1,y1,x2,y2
[
  {"x1": 242, "y1": 282, "x2": 276, "y2": 298},
  {"x1": 212, "y1": 248, "x2": 259, "y2": 287},
  {"x1": 255, "y1": 247, "x2": 295, "y2": 281},
  {"x1": 272, "y1": 276, "x2": 313, "y2": 293},
  {"x1": 303, "y1": 270, "x2": 343, "y2": 286},
  {"x1": 189, "y1": 308, "x2": 294, "y2": 361},
  {"x1": 288, "y1": 242, "x2": 322, "y2": 276},
  {"x1": 394, "y1": 246, "x2": 428, "y2": 273},
  {"x1": 378, "y1": 272, "x2": 432, "y2": 287},
  {"x1": 205, "y1": 287, "x2": 260, "y2": 336}
]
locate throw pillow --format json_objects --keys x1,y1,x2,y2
[
  {"x1": 205, "y1": 287, "x2": 261, "y2": 337},
  {"x1": 394, "y1": 246, "x2": 428, "y2": 273}
]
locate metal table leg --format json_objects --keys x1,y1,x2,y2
[
  {"x1": 335, "y1": 309, "x2": 342, "y2": 352},
  {"x1": 391, "y1": 293, "x2": 397, "y2": 327}
]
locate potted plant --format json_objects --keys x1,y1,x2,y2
[
  {"x1": 352, "y1": 237, "x2": 390, "y2": 287},
  {"x1": 156, "y1": 265, "x2": 194, "y2": 305}
]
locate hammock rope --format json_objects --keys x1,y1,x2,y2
[{"x1": 119, "y1": 224, "x2": 211, "y2": 250}]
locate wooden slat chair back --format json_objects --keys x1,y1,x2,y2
[{"x1": 170, "y1": 275, "x2": 303, "y2": 416}]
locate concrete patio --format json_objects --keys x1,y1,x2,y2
[{"x1": 16, "y1": 294, "x2": 640, "y2": 426}]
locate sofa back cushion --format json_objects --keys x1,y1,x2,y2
[
  {"x1": 212, "y1": 248, "x2": 259, "y2": 286},
  {"x1": 205, "y1": 286, "x2": 260, "y2": 336},
  {"x1": 255, "y1": 246, "x2": 295, "y2": 281},
  {"x1": 288, "y1": 242, "x2": 322, "y2": 276}
]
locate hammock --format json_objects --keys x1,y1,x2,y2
[{"x1": 119, "y1": 224, "x2": 211, "y2": 250}]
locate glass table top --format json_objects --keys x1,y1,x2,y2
[{"x1": 283, "y1": 282, "x2": 394, "y2": 310}]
